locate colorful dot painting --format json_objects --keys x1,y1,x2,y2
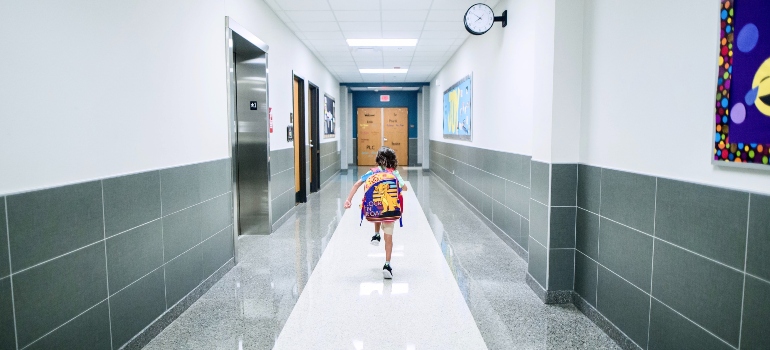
[{"x1": 714, "y1": 0, "x2": 770, "y2": 168}]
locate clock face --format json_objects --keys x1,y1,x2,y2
[{"x1": 464, "y1": 3, "x2": 495, "y2": 35}]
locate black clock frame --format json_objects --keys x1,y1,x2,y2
[{"x1": 464, "y1": 4, "x2": 507, "y2": 36}]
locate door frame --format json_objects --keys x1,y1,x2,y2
[
  {"x1": 308, "y1": 82, "x2": 321, "y2": 193},
  {"x1": 292, "y1": 73, "x2": 308, "y2": 203},
  {"x1": 225, "y1": 17, "x2": 271, "y2": 264}
]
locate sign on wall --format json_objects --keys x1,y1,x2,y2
[
  {"x1": 443, "y1": 74, "x2": 472, "y2": 141},
  {"x1": 324, "y1": 94, "x2": 336, "y2": 139},
  {"x1": 713, "y1": 0, "x2": 770, "y2": 169}
]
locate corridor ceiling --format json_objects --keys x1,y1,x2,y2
[{"x1": 263, "y1": 0, "x2": 500, "y2": 83}]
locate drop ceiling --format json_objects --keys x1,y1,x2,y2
[{"x1": 263, "y1": 0, "x2": 500, "y2": 83}]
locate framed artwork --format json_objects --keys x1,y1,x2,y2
[
  {"x1": 324, "y1": 94, "x2": 336, "y2": 139},
  {"x1": 713, "y1": 0, "x2": 770, "y2": 169},
  {"x1": 443, "y1": 74, "x2": 472, "y2": 141}
]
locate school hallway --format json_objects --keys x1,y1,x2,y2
[{"x1": 142, "y1": 168, "x2": 617, "y2": 349}]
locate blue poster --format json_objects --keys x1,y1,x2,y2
[{"x1": 443, "y1": 75, "x2": 472, "y2": 141}]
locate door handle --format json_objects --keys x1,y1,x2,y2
[{"x1": 383, "y1": 138, "x2": 387, "y2": 141}]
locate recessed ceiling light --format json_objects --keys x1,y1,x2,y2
[
  {"x1": 360, "y1": 69, "x2": 408, "y2": 74},
  {"x1": 347, "y1": 39, "x2": 418, "y2": 47}
]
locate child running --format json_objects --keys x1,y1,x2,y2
[{"x1": 344, "y1": 147, "x2": 407, "y2": 279}]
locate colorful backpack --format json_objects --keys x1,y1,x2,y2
[{"x1": 360, "y1": 167, "x2": 404, "y2": 227}]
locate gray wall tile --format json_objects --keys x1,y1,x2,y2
[
  {"x1": 505, "y1": 182, "x2": 530, "y2": 219},
  {"x1": 551, "y1": 164, "x2": 577, "y2": 206},
  {"x1": 528, "y1": 236, "x2": 547, "y2": 288},
  {"x1": 747, "y1": 193, "x2": 770, "y2": 281},
  {"x1": 163, "y1": 205, "x2": 202, "y2": 262},
  {"x1": 655, "y1": 178, "x2": 748, "y2": 269},
  {"x1": 0, "y1": 278, "x2": 15, "y2": 349},
  {"x1": 501, "y1": 152, "x2": 519, "y2": 183},
  {"x1": 597, "y1": 266, "x2": 650, "y2": 348},
  {"x1": 103, "y1": 171, "x2": 161, "y2": 237},
  {"x1": 160, "y1": 164, "x2": 200, "y2": 215},
  {"x1": 529, "y1": 200, "x2": 548, "y2": 247},
  {"x1": 549, "y1": 207, "x2": 576, "y2": 249},
  {"x1": 651, "y1": 241, "x2": 742, "y2": 346},
  {"x1": 109, "y1": 268, "x2": 166, "y2": 348},
  {"x1": 548, "y1": 249, "x2": 574, "y2": 290},
  {"x1": 199, "y1": 194, "x2": 232, "y2": 241},
  {"x1": 106, "y1": 220, "x2": 163, "y2": 294},
  {"x1": 741, "y1": 276, "x2": 770, "y2": 349},
  {"x1": 201, "y1": 226, "x2": 234, "y2": 277},
  {"x1": 519, "y1": 219, "x2": 529, "y2": 251},
  {"x1": 519, "y1": 156, "x2": 531, "y2": 188},
  {"x1": 648, "y1": 299, "x2": 732, "y2": 350},
  {"x1": 13, "y1": 243, "x2": 107, "y2": 347},
  {"x1": 530, "y1": 161, "x2": 550, "y2": 205},
  {"x1": 493, "y1": 202, "x2": 519, "y2": 239},
  {"x1": 0, "y1": 199, "x2": 7, "y2": 278},
  {"x1": 7, "y1": 181, "x2": 104, "y2": 271},
  {"x1": 600, "y1": 169, "x2": 655, "y2": 234},
  {"x1": 165, "y1": 245, "x2": 203, "y2": 307},
  {"x1": 575, "y1": 251, "x2": 597, "y2": 306},
  {"x1": 488, "y1": 175, "x2": 505, "y2": 205},
  {"x1": 199, "y1": 159, "x2": 231, "y2": 202},
  {"x1": 25, "y1": 301, "x2": 111, "y2": 350},
  {"x1": 577, "y1": 164, "x2": 601, "y2": 213},
  {"x1": 599, "y1": 218, "x2": 653, "y2": 292},
  {"x1": 576, "y1": 208, "x2": 599, "y2": 260}
]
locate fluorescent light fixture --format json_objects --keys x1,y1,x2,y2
[
  {"x1": 360, "y1": 68, "x2": 408, "y2": 74},
  {"x1": 347, "y1": 39, "x2": 417, "y2": 47}
]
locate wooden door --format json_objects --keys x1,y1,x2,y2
[
  {"x1": 357, "y1": 108, "x2": 382, "y2": 166},
  {"x1": 293, "y1": 79, "x2": 301, "y2": 194},
  {"x1": 383, "y1": 108, "x2": 409, "y2": 166}
]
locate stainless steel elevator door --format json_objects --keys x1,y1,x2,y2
[{"x1": 234, "y1": 35, "x2": 270, "y2": 235}]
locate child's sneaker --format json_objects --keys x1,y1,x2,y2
[
  {"x1": 382, "y1": 263, "x2": 393, "y2": 279},
  {"x1": 370, "y1": 233, "x2": 381, "y2": 246}
]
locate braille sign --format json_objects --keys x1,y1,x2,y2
[{"x1": 250, "y1": 101, "x2": 258, "y2": 110}]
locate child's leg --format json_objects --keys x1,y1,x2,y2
[
  {"x1": 374, "y1": 222, "x2": 381, "y2": 234},
  {"x1": 382, "y1": 222, "x2": 394, "y2": 263}
]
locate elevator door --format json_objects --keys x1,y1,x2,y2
[
  {"x1": 357, "y1": 107, "x2": 408, "y2": 166},
  {"x1": 233, "y1": 33, "x2": 270, "y2": 235},
  {"x1": 357, "y1": 108, "x2": 382, "y2": 166}
]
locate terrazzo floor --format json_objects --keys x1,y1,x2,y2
[{"x1": 143, "y1": 168, "x2": 619, "y2": 349}]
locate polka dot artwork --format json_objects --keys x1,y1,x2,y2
[{"x1": 714, "y1": 0, "x2": 770, "y2": 168}]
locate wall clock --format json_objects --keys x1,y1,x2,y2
[{"x1": 464, "y1": 3, "x2": 507, "y2": 35}]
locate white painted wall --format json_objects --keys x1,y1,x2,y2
[
  {"x1": 580, "y1": 0, "x2": 770, "y2": 194},
  {"x1": 430, "y1": 0, "x2": 538, "y2": 156},
  {"x1": 0, "y1": 0, "x2": 338, "y2": 196}
]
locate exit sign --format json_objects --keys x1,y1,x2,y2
[{"x1": 380, "y1": 95, "x2": 390, "y2": 102}]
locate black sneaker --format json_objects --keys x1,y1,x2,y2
[
  {"x1": 370, "y1": 233, "x2": 381, "y2": 246},
  {"x1": 383, "y1": 264, "x2": 393, "y2": 279}
]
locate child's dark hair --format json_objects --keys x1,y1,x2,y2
[{"x1": 376, "y1": 146, "x2": 398, "y2": 169}]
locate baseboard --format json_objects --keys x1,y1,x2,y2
[
  {"x1": 119, "y1": 258, "x2": 236, "y2": 350},
  {"x1": 431, "y1": 172, "x2": 529, "y2": 262},
  {"x1": 524, "y1": 273, "x2": 573, "y2": 305},
  {"x1": 573, "y1": 295, "x2": 643, "y2": 350}
]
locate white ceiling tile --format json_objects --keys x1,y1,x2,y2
[
  {"x1": 334, "y1": 11, "x2": 380, "y2": 22},
  {"x1": 296, "y1": 21, "x2": 340, "y2": 31},
  {"x1": 383, "y1": 59, "x2": 412, "y2": 67},
  {"x1": 328, "y1": 0, "x2": 380, "y2": 11},
  {"x1": 303, "y1": 31, "x2": 346, "y2": 40},
  {"x1": 381, "y1": 0, "x2": 433, "y2": 10},
  {"x1": 382, "y1": 52, "x2": 414, "y2": 59},
  {"x1": 431, "y1": 0, "x2": 486, "y2": 10},
  {"x1": 414, "y1": 45, "x2": 448, "y2": 52},
  {"x1": 423, "y1": 21, "x2": 462, "y2": 31},
  {"x1": 412, "y1": 51, "x2": 447, "y2": 59},
  {"x1": 309, "y1": 38, "x2": 348, "y2": 46},
  {"x1": 381, "y1": 10, "x2": 429, "y2": 22},
  {"x1": 381, "y1": 22, "x2": 424, "y2": 31},
  {"x1": 420, "y1": 31, "x2": 457, "y2": 39},
  {"x1": 276, "y1": 0, "x2": 332, "y2": 11},
  {"x1": 382, "y1": 31, "x2": 422, "y2": 39},
  {"x1": 427, "y1": 9, "x2": 466, "y2": 22},
  {"x1": 285, "y1": 11, "x2": 337, "y2": 22},
  {"x1": 338, "y1": 22, "x2": 380, "y2": 31},
  {"x1": 381, "y1": 46, "x2": 415, "y2": 53},
  {"x1": 342, "y1": 31, "x2": 383, "y2": 39}
]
